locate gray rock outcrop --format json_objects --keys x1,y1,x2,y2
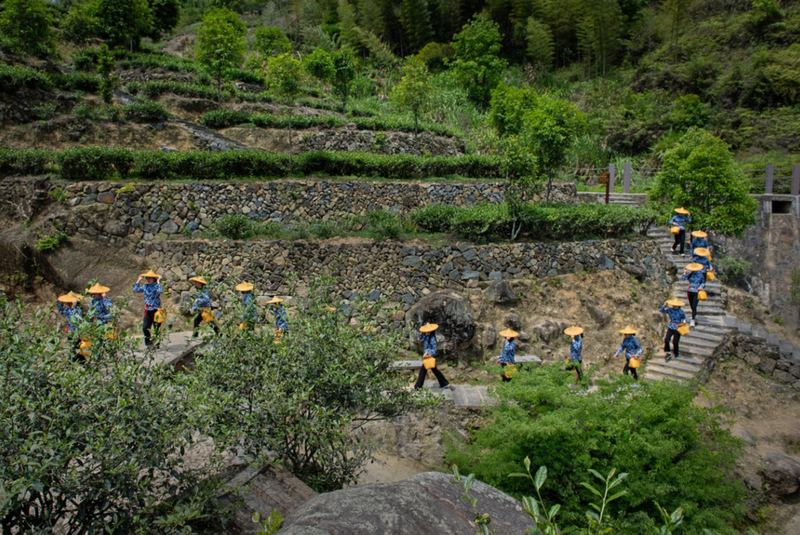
[
  {"x1": 406, "y1": 290, "x2": 475, "y2": 351},
  {"x1": 276, "y1": 472, "x2": 532, "y2": 535}
]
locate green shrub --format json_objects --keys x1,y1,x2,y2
[
  {"x1": 49, "y1": 71, "x2": 101, "y2": 92},
  {"x1": 311, "y1": 221, "x2": 339, "y2": 239},
  {"x1": 123, "y1": 101, "x2": 170, "y2": 122},
  {"x1": 451, "y1": 203, "x2": 511, "y2": 242},
  {"x1": 216, "y1": 214, "x2": 255, "y2": 240},
  {"x1": 0, "y1": 63, "x2": 51, "y2": 91},
  {"x1": 715, "y1": 255, "x2": 751, "y2": 285},
  {"x1": 35, "y1": 230, "x2": 69, "y2": 252},
  {"x1": 408, "y1": 204, "x2": 460, "y2": 232},
  {"x1": 447, "y1": 365, "x2": 746, "y2": 533},
  {"x1": 73, "y1": 101, "x2": 124, "y2": 122},
  {"x1": 72, "y1": 48, "x2": 100, "y2": 71},
  {"x1": 367, "y1": 210, "x2": 402, "y2": 240},
  {"x1": 56, "y1": 147, "x2": 134, "y2": 180},
  {"x1": 0, "y1": 148, "x2": 50, "y2": 177},
  {"x1": 199, "y1": 109, "x2": 462, "y2": 138}
]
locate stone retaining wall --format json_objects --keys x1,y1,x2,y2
[
  {"x1": 58, "y1": 180, "x2": 578, "y2": 242},
  {"x1": 705, "y1": 331, "x2": 800, "y2": 389},
  {"x1": 137, "y1": 237, "x2": 669, "y2": 316}
]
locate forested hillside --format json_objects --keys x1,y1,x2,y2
[{"x1": 1, "y1": 0, "x2": 798, "y2": 172}]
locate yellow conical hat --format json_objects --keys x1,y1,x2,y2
[
  {"x1": 419, "y1": 323, "x2": 438, "y2": 333},
  {"x1": 564, "y1": 326, "x2": 584, "y2": 337},
  {"x1": 140, "y1": 270, "x2": 159, "y2": 278},
  {"x1": 87, "y1": 283, "x2": 110, "y2": 294},
  {"x1": 499, "y1": 328, "x2": 519, "y2": 338},
  {"x1": 189, "y1": 276, "x2": 208, "y2": 285},
  {"x1": 618, "y1": 326, "x2": 638, "y2": 335},
  {"x1": 236, "y1": 282, "x2": 254, "y2": 292}
]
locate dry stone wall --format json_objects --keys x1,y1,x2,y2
[
  {"x1": 138, "y1": 238, "x2": 669, "y2": 317},
  {"x1": 706, "y1": 331, "x2": 800, "y2": 390},
  {"x1": 58, "y1": 180, "x2": 578, "y2": 242}
]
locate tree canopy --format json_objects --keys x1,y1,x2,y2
[
  {"x1": 650, "y1": 128, "x2": 758, "y2": 236},
  {"x1": 0, "y1": 0, "x2": 56, "y2": 58},
  {"x1": 195, "y1": 7, "x2": 247, "y2": 89}
]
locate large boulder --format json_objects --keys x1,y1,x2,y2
[
  {"x1": 532, "y1": 320, "x2": 568, "y2": 343},
  {"x1": 486, "y1": 280, "x2": 517, "y2": 304},
  {"x1": 406, "y1": 291, "x2": 475, "y2": 351},
  {"x1": 761, "y1": 447, "x2": 800, "y2": 498},
  {"x1": 276, "y1": 472, "x2": 533, "y2": 535}
]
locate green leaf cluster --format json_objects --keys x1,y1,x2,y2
[
  {"x1": 449, "y1": 15, "x2": 507, "y2": 106},
  {"x1": 447, "y1": 364, "x2": 747, "y2": 534},
  {"x1": 0, "y1": 0, "x2": 56, "y2": 58},
  {"x1": 195, "y1": 8, "x2": 247, "y2": 88}
]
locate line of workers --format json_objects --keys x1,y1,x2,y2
[{"x1": 59, "y1": 206, "x2": 714, "y2": 379}]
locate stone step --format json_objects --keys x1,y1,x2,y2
[
  {"x1": 649, "y1": 356, "x2": 702, "y2": 373},
  {"x1": 644, "y1": 371, "x2": 683, "y2": 383},
  {"x1": 672, "y1": 355, "x2": 705, "y2": 366},
  {"x1": 678, "y1": 345, "x2": 715, "y2": 358},
  {"x1": 645, "y1": 362, "x2": 696, "y2": 380},
  {"x1": 678, "y1": 336, "x2": 721, "y2": 349}
]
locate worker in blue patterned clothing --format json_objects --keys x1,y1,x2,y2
[
  {"x1": 57, "y1": 292, "x2": 84, "y2": 361},
  {"x1": 414, "y1": 323, "x2": 452, "y2": 391},
  {"x1": 692, "y1": 247, "x2": 713, "y2": 277},
  {"x1": 87, "y1": 283, "x2": 113, "y2": 325},
  {"x1": 690, "y1": 230, "x2": 708, "y2": 256},
  {"x1": 613, "y1": 326, "x2": 642, "y2": 381},
  {"x1": 190, "y1": 276, "x2": 219, "y2": 337},
  {"x1": 563, "y1": 326, "x2": 584, "y2": 384},
  {"x1": 682, "y1": 263, "x2": 706, "y2": 327},
  {"x1": 497, "y1": 328, "x2": 518, "y2": 382},
  {"x1": 236, "y1": 282, "x2": 258, "y2": 330},
  {"x1": 133, "y1": 269, "x2": 163, "y2": 347},
  {"x1": 660, "y1": 299, "x2": 687, "y2": 361},
  {"x1": 266, "y1": 296, "x2": 288, "y2": 344},
  {"x1": 669, "y1": 207, "x2": 691, "y2": 256}
]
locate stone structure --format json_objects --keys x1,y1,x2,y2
[
  {"x1": 299, "y1": 128, "x2": 463, "y2": 157},
  {"x1": 705, "y1": 330, "x2": 800, "y2": 390},
  {"x1": 134, "y1": 238, "x2": 668, "y2": 317},
  {"x1": 57, "y1": 180, "x2": 578, "y2": 241},
  {"x1": 711, "y1": 194, "x2": 800, "y2": 318},
  {"x1": 276, "y1": 471, "x2": 533, "y2": 535}
]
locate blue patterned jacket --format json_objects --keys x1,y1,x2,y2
[
  {"x1": 669, "y1": 214, "x2": 691, "y2": 230},
  {"x1": 615, "y1": 336, "x2": 643, "y2": 359},
  {"x1": 271, "y1": 305, "x2": 288, "y2": 330},
  {"x1": 242, "y1": 292, "x2": 258, "y2": 321},
  {"x1": 660, "y1": 304, "x2": 687, "y2": 330},
  {"x1": 191, "y1": 289, "x2": 212, "y2": 313},
  {"x1": 418, "y1": 332, "x2": 437, "y2": 356},
  {"x1": 693, "y1": 255, "x2": 712, "y2": 273},
  {"x1": 132, "y1": 282, "x2": 162, "y2": 311},
  {"x1": 691, "y1": 237, "x2": 708, "y2": 253},
  {"x1": 570, "y1": 337, "x2": 583, "y2": 362},
  {"x1": 57, "y1": 302, "x2": 83, "y2": 332},
  {"x1": 683, "y1": 270, "x2": 706, "y2": 292},
  {"x1": 499, "y1": 339, "x2": 516, "y2": 364},
  {"x1": 89, "y1": 297, "x2": 113, "y2": 324}
]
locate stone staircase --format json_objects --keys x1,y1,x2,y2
[
  {"x1": 576, "y1": 193, "x2": 648, "y2": 206},
  {"x1": 644, "y1": 227, "x2": 737, "y2": 382}
]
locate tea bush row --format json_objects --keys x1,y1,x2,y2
[
  {"x1": 199, "y1": 109, "x2": 461, "y2": 138},
  {"x1": 0, "y1": 148, "x2": 500, "y2": 180},
  {"x1": 409, "y1": 202, "x2": 658, "y2": 241},
  {"x1": 0, "y1": 63, "x2": 100, "y2": 93}
]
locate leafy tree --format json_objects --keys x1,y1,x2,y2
[
  {"x1": 254, "y1": 26, "x2": 292, "y2": 57},
  {"x1": 390, "y1": 58, "x2": 433, "y2": 137},
  {"x1": 305, "y1": 47, "x2": 335, "y2": 83},
  {"x1": 578, "y1": 0, "x2": 622, "y2": 76},
  {"x1": 526, "y1": 16, "x2": 554, "y2": 69},
  {"x1": 0, "y1": 298, "x2": 220, "y2": 533},
  {"x1": 449, "y1": 15, "x2": 507, "y2": 106},
  {"x1": 447, "y1": 365, "x2": 747, "y2": 534},
  {"x1": 507, "y1": 92, "x2": 585, "y2": 205},
  {"x1": 86, "y1": 0, "x2": 153, "y2": 51},
  {"x1": 0, "y1": 0, "x2": 56, "y2": 58},
  {"x1": 147, "y1": 0, "x2": 180, "y2": 40},
  {"x1": 650, "y1": 128, "x2": 757, "y2": 236},
  {"x1": 195, "y1": 8, "x2": 247, "y2": 96},
  {"x1": 337, "y1": 0, "x2": 362, "y2": 49},
  {"x1": 489, "y1": 83, "x2": 539, "y2": 137},
  {"x1": 265, "y1": 53, "x2": 304, "y2": 173},
  {"x1": 357, "y1": 0, "x2": 386, "y2": 38},
  {"x1": 96, "y1": 44, "x2": 119, "y2": 103},
  {"x1": 188, "y1": 276, "x2": 432, "y2": 491},
  {"x1": 662, "y1": 0, "x2": 692, "y2": 57},
  {"x1": 331, "y1": 47, "x2": 358, "y2": 113}
]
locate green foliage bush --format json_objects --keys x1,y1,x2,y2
[
  {"x1": 367, "y1": 210, "x2": 402, "y2": 240},
  {"x1": 0, "y1": 148, "x2": 50, "y2": 176},
  {"x1": 215, "y1": 213, "x2": 255, "y2": 239},
  {"x1": 49, "y1": 71, "x2": 102, "y2": 92},
  {"x1": 0, "y1": 62, "x2": 51, "y2": 91},
  {"x1": 123, "y1": 101, "x2": 170, "y2": 122},
  {"x1": 35, "y1": 229, "x2": 69, "y2": 251},
  {"x1": 199, "y1": 109, "x2": 461, "y2": 138},
  {"x1": 409, "y1": 202, "x2": 656, "y2": 241},
  {"x1": 447, "y1": 365, "x2": 747, "y2": 534},
  {"x1": 408, "y1": 204, "x2": 460, "y2": 232},
  {"x1": 56, "y1": 147, "x2": 134, "y2": 180},
  {"x1": 715, "y1": 255, "x2": 751, "y2": 286}
]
